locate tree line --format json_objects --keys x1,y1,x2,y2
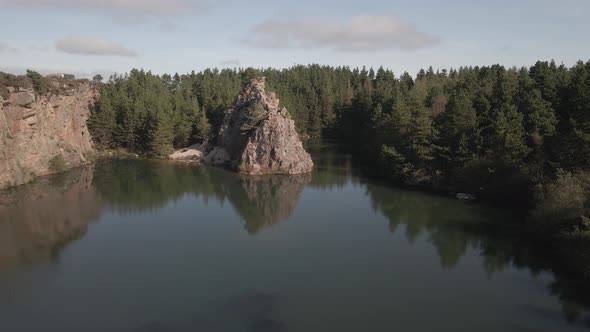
[{"x1": 88, "y1": 60, "x2": 590, "y2": 253}]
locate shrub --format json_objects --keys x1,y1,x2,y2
[
  {"x1": 532, "y1": 171, "x2": 590, "y2": 236},
  {"x1": 240, "y1": 101, "x2": 266, "y2": 134},
  {"x1": 48, "y1": 155, "x2": 68, "y2": 173},
  {"x1": 241, "y1": 67, "x2": 262, "y2": 84},
  {"x1": 26, "y1": 70, "x2": 48, "y2": 93}
]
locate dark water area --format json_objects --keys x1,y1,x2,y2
[{"x1": 0, "y1": 141, "x2": 589, "y2": 332}]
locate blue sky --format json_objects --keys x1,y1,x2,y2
[{"x1": 0, "y1": 0, "x2": 588, "y2": 78}]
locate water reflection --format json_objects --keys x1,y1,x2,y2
[
  {"x1": 92, "y1": 160, "x2": 310, "y2": 234},
  {"x1": 0, "y1": 167, "x2": 101, "y2": 270},
  {"x1": 0, "y1": 159, "x2": 311, "y2": 272},
  {"x1": 0, "y1": 142, "x2": 589, "y2": 329},
  {"x1": 230, "y1": 174, "x2": 311, "y2": 234},
  {"x1": 366, "y1": 179, "x2": 590, "y2": 327}
]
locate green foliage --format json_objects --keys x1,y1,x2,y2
[
  {"x1": 89, "y1": 69, "x2": 215, "y2": 156},
  {"x1": 93, "y1": 74, "x2": 103, "y2": 82},
  {"x1": 240, "y1": 101, "x2": 266, "y2": 134},
  {"x1": 26, "y1": 69, "x2": 48, "y2": 93},
  {"x1": 48, "y1": 155, "x2": 67, "y2": 173},
  {"x1": 193, "y1": 109, "x2": 211, "y2": 142},
  {"x1": 93, "y1": 60, "x2": 590, "y2": 208},
  {"x1": 241, "y1": 67, "x2": 262, "y2": 84},
  {"x1": 533, "y1": 171, "x2": 590, "y2": 236},
  {"x1": 88, "y1": 89, "x2": 116, "y2": 149}
]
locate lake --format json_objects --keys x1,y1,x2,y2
[{"x1": 0, "y1": 141, "x2": 589, "y2": 332}]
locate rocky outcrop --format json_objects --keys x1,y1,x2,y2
[
  {"x1": 0, "y1": 75, "x2": 99, "y2": 189},
  {"x1": 172, "y1": 77, "x2": 313, "y2": 174}
]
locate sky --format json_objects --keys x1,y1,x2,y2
[{"x1": 0, "y1": 0, "x2": 588, "y2": 78}]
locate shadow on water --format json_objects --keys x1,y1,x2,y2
[{"x1": 1, "y1": 140, "x2": 590, "y2": 329}]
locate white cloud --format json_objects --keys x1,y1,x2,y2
[
  {"x1": 1, "y1": 0, "x2": 207, "y2": 22},
  {"x1": 245, "y1": 15, "x2": 439, "y2": 52},
  {"x1": 56, "y1": 36, "x2": 138, "y2": 57},
  {"x1": 220, "y1": 59, "x2": 240, "y2": 66}
]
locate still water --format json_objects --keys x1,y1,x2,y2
[{"x1": 0, "y1": 142, "x2": 589, "y2": 332}]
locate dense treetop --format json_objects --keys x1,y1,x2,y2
[
  {"x1": 92, "y1": 61, "x2": 586, "y2": 170},
  {"x1": 89, "y1": 60, "x2": 590, "y2": 204}
]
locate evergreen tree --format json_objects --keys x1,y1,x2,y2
[{"x1": 88, "y1": 88, "x2": 115, "y2": 149}]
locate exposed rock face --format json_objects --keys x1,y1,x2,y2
[
  {"x1": 0, "y1": 76, "x2": 99, "y2": 189},
  {"x1": 206, "y1": 77, "x2": 313, "y2": 174}
]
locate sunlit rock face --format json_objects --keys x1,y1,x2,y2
[
  {"x1": 206, "y1": 77, "x2": 314, "y2": 175},
  {"x1": 0, "y1": 75, "x2": 99, "y2": 188}
]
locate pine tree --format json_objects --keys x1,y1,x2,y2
[
  {"x1": 493, "y1": 105, "x2": 528, "y2": 165},
  {"x1": 88, "y1": 89, "x2": 115, "y2": 149},
  {"x1": 436, "y1": 90, "x2": 479, "y2": 167},
  {"x1": 193, "y1": 108, "x2": 211, "y2": 142},
  {"x1": 149, "y1": 110, "x2": 174, "y2": 157}
]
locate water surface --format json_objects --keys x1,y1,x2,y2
[{"x1": 0, "y1": 142, "x2": 589, "y2": 332}]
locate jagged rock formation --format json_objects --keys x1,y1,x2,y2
[
  {"x1": 0, "y1": 74, "x2": 99, "y2": 188},
  {"x1": 204, "y1": 77, "x2": 313, "y2": 174}
]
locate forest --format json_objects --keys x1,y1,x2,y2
[{"x1": 88, "y1": 60, "x2": 590, "y2": 276}]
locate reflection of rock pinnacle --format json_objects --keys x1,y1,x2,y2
[{"x1": 232, "y1": 173, "x2": 312, "y2": 234}]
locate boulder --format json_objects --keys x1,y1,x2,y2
[
  {"x1": 203, "y1": 146, "x2": 230, "y2": 165},
  {"x1": 168, "y1": 143, "x2": 205, "y2": 161},
  {"x1": 13, "y1": 91, "x2": 35, "y2": 107}
]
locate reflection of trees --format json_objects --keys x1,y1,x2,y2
[
  {"x1": 0, "y1": 167, "x2": 102, "y2": 270},
  {"x1": 306, "y1": 139, "x2": 360, "y2": 190},
  {"x1": 92, "y1": 160, "x2": 227, "y2": 214},
  {"x1": 366, "y1": 183, "x2": 481, "y2": 269},
  {"x1": 92, "y1": 160, "x2": 310, "y2": 233},
  {"x1": 365, "y1": 181, "x2": 590, "y2": 327}
]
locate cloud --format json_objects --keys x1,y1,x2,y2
[
  {"x1": 220, "y1": 59, "x2": 240, "y2": 66},
  {"x1": 245, "y1": 15, "x2": 439, "y2": 52},
  {"x1": 56, "y1": 36, "x2": 138, "y2": 57},
  {"x1": 0, "y1": 42, "x2": 21, "y2": 53},
  {"x1": 2, "y1": 0, "x2": 207, "y2": 22}
]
